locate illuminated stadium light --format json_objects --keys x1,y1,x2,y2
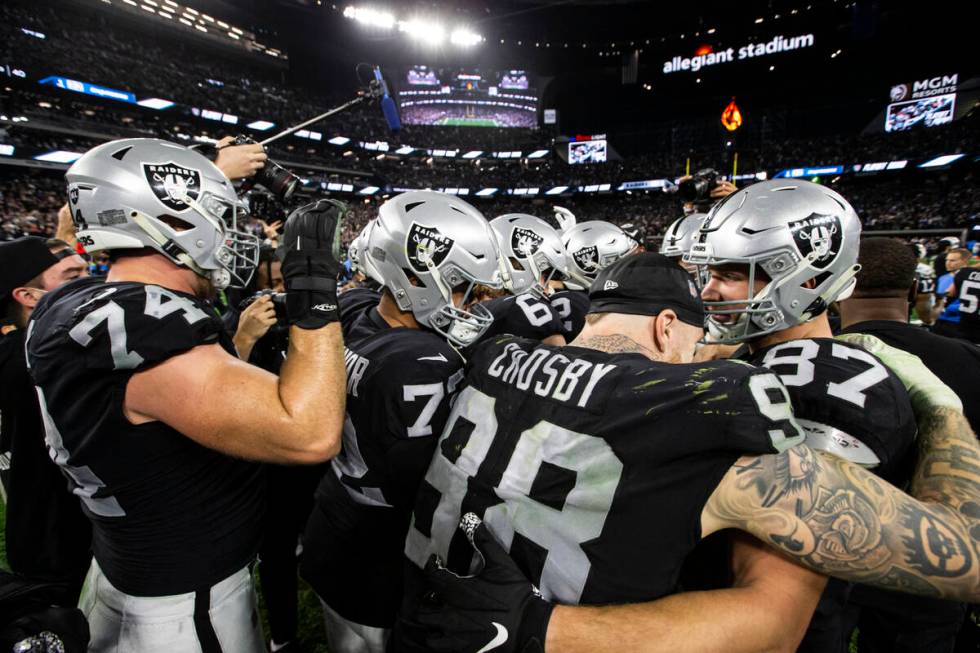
[
  {"x1": 359, "y1": 186, "x2": 380, "y2": 195},
  {"x1": 34, "y1": 150, "x2": 83, "y2": 163},
  {"x1": 919, "y1": 154, "x2": 965, "y2": 168},
  {"x1": 137, "y1": 97, "x2": 175, "y2": 110},
  {"x1": 328, "y1": 136, "x2": 351, "y2": 145},
  {"x1": 247, "y1": 120, "x2": 275, "y2": 131},
  {"x1": 343, "y1": 6, "x2": 396, "y2": 29},
  {"x1": 526, "y1": 150, "x2": 549, "y2": 159},
  {"x1": 295, "y1": 130, "x2": 322, "y2": 141},
  {"x1": 545, "y1": 186, "x2": 569, "y2": 195},
  {"x1": 395, "y1": 145, "x2": 414, "y2": 155},
  {"x1": 886, "y1": 161, "x2": 907, "y2": 170},
  {"x1": 450, "y1": 28, "x2": 483, "y2": 46},
  {"x1": 184, "y1": 6, "x2": 197, "y2": 14},
  {"x1": 179, "y1": 17, "x2": 192, "y2": 26},
  {"x1": 476, "y1": 188, "x2": 498, "y2": 197},
  {"x1": 228, "y1": 32, "x2": 240, "y2": 39},
  {"x1": 0, "y1": 144, "x2": 14, "y2": 156},
  {"x1": 217, "y1": 20, "x2": 229, "y2": 28},
  {"x1": 196, "y1": 25, "x2": 207, "y2": 33},
  {"x1": 462, "y1": 150, "x2": 483, "y2": 159},
  {"x1": 399, "y1": 19, "x2": 445, "y2": 45}
]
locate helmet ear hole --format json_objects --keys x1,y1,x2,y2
[
  {"x1": 509, "y1": 257, "x2": 526, "y2": 272},
  {"x1": 802, "y1": 272, "x2": 831, "y2": 290},
  {"x1": 158, "y1": 214, "x2": 195, "y2": 232}
]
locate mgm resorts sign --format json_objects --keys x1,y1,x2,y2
[
  {"x1": 662, "y1": 34, "x2": 815, "y2": 74},
  {"x1": 889, "y1": 74, "x2": 958, "y2": 102}
]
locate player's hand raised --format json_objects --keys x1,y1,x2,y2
[{"x1": 277, "y1": 199, "x2": 346, "y2": 329}]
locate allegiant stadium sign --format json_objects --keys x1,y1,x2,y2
[{"x1": 663, "y1": 33, "x2": 815, "y2": 74}]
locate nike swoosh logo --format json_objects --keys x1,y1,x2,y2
[
  {"x1": 418, "y1": 353, "x2": 448, "y2": 362},
  {"x1": 476, "y1": 623, "x2": 509, "y2": 653}
]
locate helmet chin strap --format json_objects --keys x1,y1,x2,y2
[
  {"x1": 131, "y1": 211, "x2": 209, "y2": 278},
  {"x1": 800, "y1": 264, "x2": 862, "y2": 322}
]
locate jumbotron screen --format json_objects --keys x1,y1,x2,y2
[
  {"x1": 568, "y1": 140, "x2": 608, "y2": 164},
  {"x1": 398, "y1": 65, "x2": 539, "y2": 128},
  {"x1": 885, "y1": 94, "x2": 956, "y2": 132}
]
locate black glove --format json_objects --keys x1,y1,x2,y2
[
  {"x1": 394, "y1": 513, "x2": 554, "y2": 653},
  {"x1": 277, "y1": 198, "x2": 345, "y2": 329}
]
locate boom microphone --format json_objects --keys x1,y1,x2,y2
[{"x1": 373, "y1": 66, "x2": 401, "y2": 133}]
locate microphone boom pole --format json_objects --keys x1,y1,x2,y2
[{"x1": 259, "y1": 95, "x2": 369, "y2": 147}]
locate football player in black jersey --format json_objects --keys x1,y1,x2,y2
[
  {"x1": 395, "y1": 253, "x2": 980, "y2": 653},
  {"x1": 26, "y1": 138, "x2": 347, "y2": 653},
  {"x1": 946, "y1": 255, "x2": 980, "y2": 344},
  {"x1": 687, "y1": 180, "x2": 917, "y2": 651},
  {"x1": 301, "y1": 191, "x2": 507, "y2": 652},
  {"x1": 480, "y1": 214, "x2": 570, "y2": 345}
]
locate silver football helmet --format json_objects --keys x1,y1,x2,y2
[
  {"x1": 660, "y1": 213, "x2": 706, "y2": 259},
  {"x1": 367, "y1": 191, "x2": 505, "y2": 347},
  {"x1": 352, "y1": 219, "x2": 384, "y2": 285},
  {"x1": 685, "y1": 180, "x2": 861, "y2": 344},
  {"x1": 561, "y1": 221, "x2": 638, "y2": 290},
  {"x1": 66, "y1": 138, "x2": 258, "y2": 289},
  {"x1": 490, "y1": 214, "x2": 569, "y2": 298}
]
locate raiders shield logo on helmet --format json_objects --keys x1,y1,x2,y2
[
  {"x1": 406, "y1": 223, "x2": 455, "y2": 274},
  {"x1": 788, "y1": 213, "x2": 842, "y2": 269},
  {"x1": 511, "y1": 226, "x2": 543, "y2": 258},
  {"x1": 143, "y1": 162, "x2": 201, "y2": 212},
  {"x1": 573, "y1": 246, "x2": 599, "y2": 272}
]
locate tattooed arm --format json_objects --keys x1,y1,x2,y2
[{"x1": 702, "y1": 405, "x2": 980, "y2": 601}]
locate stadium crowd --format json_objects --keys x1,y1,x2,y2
[{"x1": 4, "y1": 166, "x2": 978, "y2": 250}]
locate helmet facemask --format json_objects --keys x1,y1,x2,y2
[
  {"x1": 414, "y1": 256, "x2": 501, "y2": 348},
  {"x1": 144, "y1": 188, "x2": 259, "y2": 290}
]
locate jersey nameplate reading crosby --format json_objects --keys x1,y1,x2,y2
[{"x1": 486, "y1": 342, "x2": 616, "y2": 409}]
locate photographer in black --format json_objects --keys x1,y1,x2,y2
[
  {"x1": 0, "y1": 237, "x2": 91, "y2": 597},
  {"x1": 229, "y1": 245, "x2": 325, "y2": 653},
  {"x1": 0, "y1": 237, "x2": 92, "y2": 651},
  {"x1": 670, "y1": 168, "x2": 738, "y2": 216}
]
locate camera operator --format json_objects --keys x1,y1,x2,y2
[
  {"x1": 0, "y1": 237, "x2": 91, "y2": 604},
  {"x1": 213, "y1": 135, "x2": 269, "y2": 181},
  {"x1": 228, "y1": 245, "x2": 327, "y2": 653},
  {"x1": 672, "y1": 169, "x2": 738, "y2": 215},
  {"x1": 26, "y1": 138, "x2": 347, "y2": 653}
]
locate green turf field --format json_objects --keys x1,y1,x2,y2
[{"x1": 435, "y1": 116, "x2": 499, "y2": 127}]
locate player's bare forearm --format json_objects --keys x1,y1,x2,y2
[
  {"x1": 908, "y1": 406, "x2": 980, "y2": 531},
  {"x1": 546, "y1": 590, "x2": 810, "y2": 653},
  {"x1": 705, "y1": 408, "x2": 980, "y2": 601},
  {"x1": 544, "y1": 534, "x2": 823, "y2": 653},
  {"x1": 279, "y1": 322, "x2": 346, "y2": 458}
]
